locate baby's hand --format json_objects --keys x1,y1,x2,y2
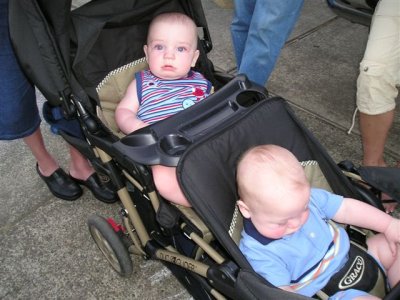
[{"x1": 383, "y1": 218, "x2": 400, "y2": 255}]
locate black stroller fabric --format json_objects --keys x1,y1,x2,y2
[
  {"x1": 358, "y1": 166, "x2": 400, "y2": 202},
  {"x1": 70, "y1": 0, "x2": 210, "y2": 101},
  {"x1": 9, "y1": 0, "x2": 213, "y2": 107},
  {"x1": 9, "y1": 0, "x2": 76, "y2": 106}
]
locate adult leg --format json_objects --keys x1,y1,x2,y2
[
  {"x1": 356, "y1": 0, "x2": 399, "y2": 167},
  {"x1": 359, "y1": 110, "x2": 395, "y2": 167},
  {"x1": 68, "y1": 145, "x2": 95, "y2": 181},
  {"x1": 0, "y1": 1, "x2": 85, "y2": 200},
  {"x1": 237, "y1": 0, "x2": 304, "y2": 85},
  {"x1": 23, "y1": 127, "x2": 59, "y2": 176},
  {"x1": 230, "y1": 0, "x2": 255, "y2": 68},
  {"x1": 359, "y1": 110, "x2": 397, "y2": 213}
]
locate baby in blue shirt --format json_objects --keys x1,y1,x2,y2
[{"x1": 236, "y1": 145, "x2": 400, "y2": 299}]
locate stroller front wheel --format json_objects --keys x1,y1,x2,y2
[{"x1": 88, "y1": 214, "x2": 133, "y2": 276}]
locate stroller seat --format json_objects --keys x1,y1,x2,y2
[
  {"x1": 95, "y1": 59, "x2": 215, "y2": 251},
  {"x1": 96, "y1": 57, "x2": 148, "y2": 137},
  {"x1": 175, "y1": 93, "x2": 390, "y2": 299}
]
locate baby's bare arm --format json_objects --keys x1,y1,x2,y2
[
  {"x1": 333, "y1": 198, "x2": 400, "y2": 246},
  {"x1": 115, "y1": 79, "x2": 148, "y2": 134},
  {"x1": 333, "y1": 198, "x2": 392, "y2": 232}
]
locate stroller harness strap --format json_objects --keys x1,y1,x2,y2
[
  {"x1": 321, "y1": 242, "x2": 386, "y2": 297},
  {"x1": 289, "y1": 221, "x2": 341, "y2": 290},
  {"x1": 291, "y1": 221, "x2": 386, "y2": 298}
]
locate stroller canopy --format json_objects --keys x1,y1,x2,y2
[{"x1": 9, "y1": 0, "x2": 211, "y2": 106}]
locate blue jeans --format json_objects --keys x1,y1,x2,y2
[{"x1": 231, "y1": 0, "x2": 304, "y2": 86}]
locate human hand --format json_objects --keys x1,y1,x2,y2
[{"x1": 384, "y1": 218, "x2": 400, "y2": 255}]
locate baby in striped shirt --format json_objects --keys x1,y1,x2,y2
[{"x1": 116, "y1": 12, "x2": 211, "y2": 206}]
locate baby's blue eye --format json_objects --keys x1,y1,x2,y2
[
  {"x1": 154, "y1": 44, "x2": 164, "y2": 50},
  {"x1": 177, "y1": 46, "x2": 187, "y2": 52}
]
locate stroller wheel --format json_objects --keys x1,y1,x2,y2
[{"x1": 88, "y1": 214, "x2": 133, "y2": 276}]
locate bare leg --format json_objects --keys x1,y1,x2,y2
[
  {"x1": 387, "y1": 247, "x2": 400, "y2": 288},
  {"x1": 68, "y1": 146, "x2": 95, "y2": 181},
  {"x1": 23, "y1": 127, "x2": 58, "y2": 176},
  {"x1": 359, "y1": 110, "x2": 397, "y2": 212},
  {"x1": 152, "y1": 165, "x2": 190, "y2": 207},
  {"x1": 359, "y1": 110, "x2": 395, "y2": 167},
  {"x1": 25, "y1": 129, "x2": 95, "y2": 180},
  {"x1": 367, "y1": 234, "x2": 400, "y2": 287}
]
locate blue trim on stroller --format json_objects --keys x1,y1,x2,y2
[{"x1": 42, "y1": 102, "x2": 84, "y2": 139}]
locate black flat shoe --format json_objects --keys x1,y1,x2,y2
[
  {"x1": 36, "y1": 163, "x2": 83, "y2": 201},
  {"x1": 71, "y1": 173, "x2": 118, "y2": 204}
]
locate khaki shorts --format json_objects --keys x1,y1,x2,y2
[{"x1": 356, "y1": 0, "x2": 400, "y2": 115}]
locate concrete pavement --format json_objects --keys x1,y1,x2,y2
[{"x1": 1, "y1": 0, "x2": 399, "y2": 299}]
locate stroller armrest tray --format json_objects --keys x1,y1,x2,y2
[{"x1": 113, "y1": 75, "x2": 268, "y2": 166}]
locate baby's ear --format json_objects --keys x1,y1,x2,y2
[
  {"x1": 191, "y1": 49, "x2": 200, "y2": 67},
  {"x1": 143, "y1": 45, "x2": 148, "y2": 59},
  {"x1": 237, "y1": 199, "x2": 251, "y2": 219}
]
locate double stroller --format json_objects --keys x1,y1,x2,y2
[{"x1": 9, "y1": 0, "x2": 400, "y2": 299}]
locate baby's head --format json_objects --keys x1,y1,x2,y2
[
  {"x1": 236, "y1": 145, "x2": 311, "y2": 239},
  {"x1": 144, "y1": 12, "x2": 200, "y2": 80}
]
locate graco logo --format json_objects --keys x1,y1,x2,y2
[{"x1": 339, "y1": 256, "x2": 365, "y2": 289}]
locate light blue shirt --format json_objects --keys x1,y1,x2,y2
[{"x1": 239, "y1": 188, "x2": 350, "y2": 297}]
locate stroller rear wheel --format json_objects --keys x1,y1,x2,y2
[{"x1": 88, "y1": 214, "x2": 133, "y2": 276}]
